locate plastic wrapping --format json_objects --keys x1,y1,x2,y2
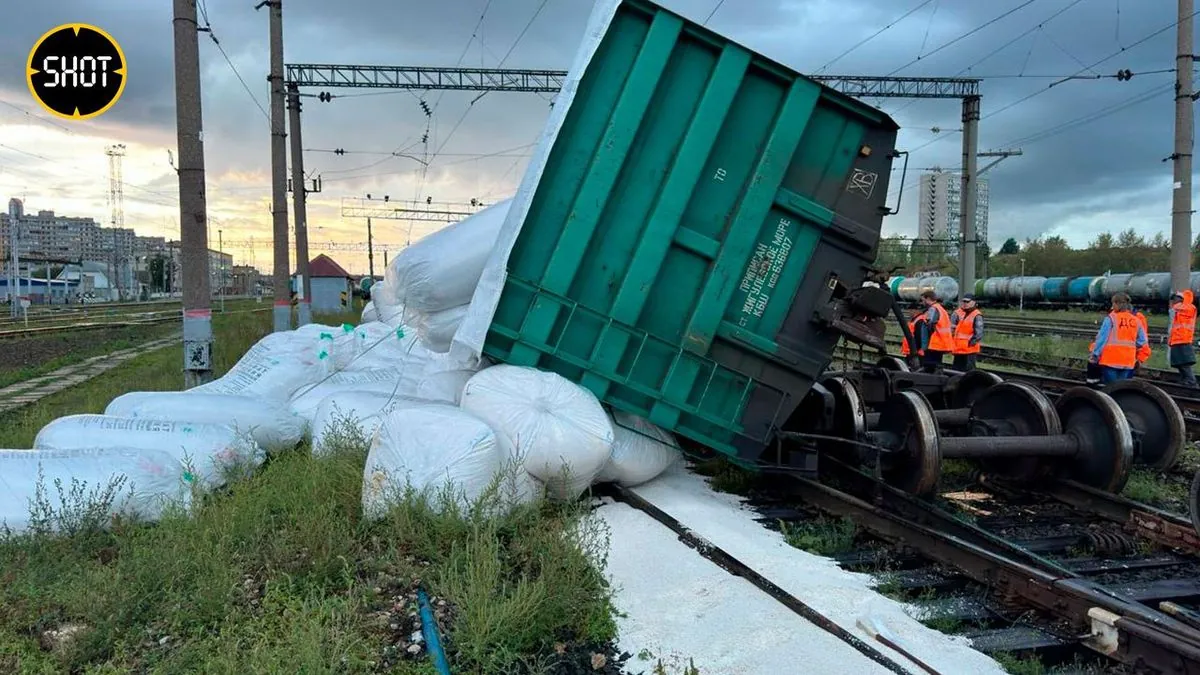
[
  {"x1": 33, "y1": 414, "x2": 263, "y2": 488},
  {"x1": 0, "y1": 447, "x2": 193, "y2": 533},
  {"x1": 451, "y1": 0, "x2": 621, "y2": 363},
  {"x1": 595, "y1": 410, "x2": 681, "y2": 487},
  {"x1": 384, "y1": 200, "x2": 511, "y2": 314},
  {"x1": 415, "y1": 304, "x2": 468, "y2": 353},
  {"x1": 460, "y1": 365, "x2": 614, "y2": 500},
  {"x1": 105, "y1": 391, "x2": 305, "y2": 454},
  {"x1": 361, "y1": 405, "x2": 502, "y2": 518}
]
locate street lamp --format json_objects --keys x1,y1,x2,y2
[{"x1": 1019, "y1": 257, "x2": 1026, "y2": 313}]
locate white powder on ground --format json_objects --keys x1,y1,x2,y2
[
  {"x1": 622, "y1": 464, "x2": 1007, "y2": 675},
  {"x1": 597, "y1": 500, "x2": 896, "y2": 675}
]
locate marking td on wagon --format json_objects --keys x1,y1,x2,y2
[
  {"x1": 846, "y1": 168, "x2": 879, "y2": 199},
  {"x1": 26, "y1": 23, "x2": 126, "y2": 120}
]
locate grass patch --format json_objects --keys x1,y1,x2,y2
[
  {"x1": 993, "y1": 652, "x2": 1047, "y2": 675},
  {"x1": 0, "y1": 323, "x2": 180, "y2": 391},
  {"x1": 691, "y1": 458, "x2": 756, "y2": 495},
  {"x1": 0, "y1": 415, "x2": 616, "y2": 674},
  {"x1": 1121, "y1": 469, "x2": 1189, "y2": 510},
  {"x1": 0, "y1": 306, "x2": 619, "y2": 672},
  {"x1": 780, "y1": 516, "x2": 858, "y2": 556}
]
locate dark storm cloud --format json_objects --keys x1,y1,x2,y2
[{"x1": 0, "y1": 0, "x2": 1191, "y2": 246}]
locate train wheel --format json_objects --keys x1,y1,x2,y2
[
  {"x1": 969, "y1": 382, "x2": 1061, "y2": 484},
  {"x1": 875, "y1": 390, "x2": 941, "y2": 498},
  {"x1": 1102, "y1": 379, "x2": 1185, "y2": 471},
  {"x1": 876, "y1": 356, "x2": 910, "y2": 372},
  {"x1": 1054, "y1": 387, "x2": 1134, "y2": 494},
  {"x1": 949, "y1": 370, "x2": 1003, "y2": 409},
  {"x1": 1190, "y1": 468, "x2": 1200, "y2": 539}
]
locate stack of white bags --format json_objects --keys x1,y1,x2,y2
[{"x1": 0, "y1": 200, "x2": 682, "y2": 534}]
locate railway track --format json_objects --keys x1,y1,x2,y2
[
  {"x1": 744, "y1": 456, "x2": 1200, "y2": 672},
  {"x1": 0, "y1": 306, "x2": 269, "y2": 340}
]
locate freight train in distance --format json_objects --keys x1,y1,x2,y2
[{"x1": 884, "y1": 271, "x2": 1200, "y2": 310}]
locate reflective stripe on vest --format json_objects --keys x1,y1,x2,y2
[
  {"x1": 1099, "y1": 311, "x2": 1139, "y2": 369},
  {"x1": 952, "y1": 308, "x2": 981, "y2": 355},
  {"x1": 1171, "y1": 302, "x2": 1197, "y2": 346},
  {"x1": 927, "y1": 303, "x2": 953, "y2": 352}
]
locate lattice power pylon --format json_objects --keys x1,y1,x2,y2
[{"x1": 105, "y1": 144, "x2": 126, "y2": 230}]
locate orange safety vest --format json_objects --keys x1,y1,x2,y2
[
  {"x1": 1170, "y1": 290, "x2": 1197, "y2": 346},
  {"x1": 1136, "y1": 311, "x2": 1151, "y2": 363},
  {"x1": 901, "y1": 317, "x2": 925, "y2": 356},
  {"x1": 952, "y1": 308, "x2": 982, "y2": 355},
  {"x1": 1098, "y1": 310, "x2": 1140, "y2": 369},
  {"x1": 926, "y1": 303, "x2": 954, "y2": 352}
]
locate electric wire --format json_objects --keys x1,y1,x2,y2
[{"x1": 816, "y1": 0, "x2": 936, "y2": 73}]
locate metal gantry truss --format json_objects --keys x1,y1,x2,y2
[
  {"x1": 220, "y1": 239, "x2": 411, "y2": 254},
  {"x1": 284, "y1": 63, "x2": 979, "y2": 99},
  {"x1": 340, "y1": 197, "x2": 481, "y2": 221},
  {"x1": 286, "y1": 64, "x2": 566, "y2": 93}
]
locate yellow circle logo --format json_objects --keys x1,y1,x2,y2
[{"x1": 26, "y1": 24, "x2": 127, "y2": 121}]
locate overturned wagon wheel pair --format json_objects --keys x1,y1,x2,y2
[{"x1": 821, "y1": 374, "x2": 1184, "y2": 499}]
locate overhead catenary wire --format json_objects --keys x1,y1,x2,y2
[
  {"x1": 817, "y1": 0, "x2": 937, "y2": 73},
  {"x1": 196, "y1": 0, "x2": 270, "y2": 123},
  {"x1": 885, "y1": 0, "x2": 1040, "y2": 76}
]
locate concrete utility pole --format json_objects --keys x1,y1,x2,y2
[
  {"x1": 259, "y1": 0, "x2": 291, "y2": 332},
  {"x1": 173, "y1": 0, "x2": 214, "y2": 387},
  {"x1": 1172, "y1": 0, "x2": 1195, "y2": 294},
  {"x1": 7, "y1": 201, "x2": 18, "y2": 319},
  {"x1": 367, "y1": 217, "x2": 374, "y2": 280},
  {"x1": 286, "y1": 83, "x2": 312, "y2": 325},
  {"x1": 958, "y1": 95, "x2": 981, "y2": 300}
]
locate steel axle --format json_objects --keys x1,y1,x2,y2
[{"x1": 855, "y1": 382, "x2": 1134, "y2": 497}]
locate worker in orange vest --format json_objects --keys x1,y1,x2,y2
[
  {"x1": 950, "y1": 294, "x2": 984, "y2": 371},
  {"x1": 900, "y1": 309, "x2": 926, "y2": 366},
  {"x1": 1089, "y1": 293, "x2": 1148, "y2": 384},
  {"x1": 919, "y1": 290, "x2": 954, "y2": 373},
  {"x1": 1169, "y1": 289, "x2": 1198, "y2": 387},
  {"x1": 1134, "y1": 307, "x2": 1151, "y2": 369}
]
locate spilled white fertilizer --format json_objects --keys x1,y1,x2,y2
[
  {"x1": 618, "y1": 465, "x2": 1007, "y2": 675},
  {"x1": 597, "y1": 500, "x2": 897, "y2": 675}
]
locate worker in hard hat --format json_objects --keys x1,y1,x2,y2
[
  {"x1": 950, "y1": 294, "x2": 983, "y2": 372},
  {"x1": 919, "y1": 290, "x2": 953, "y2": 373},
  {"x1": 900, "y1": 307, "x2": 926, "y2": 368},
  {"x1": 1169, "y1": 289, "x2": 1198, "y2": 387},
  {"x1": 1089, "y1": 293, "x2": 1148, "y2": 384}
]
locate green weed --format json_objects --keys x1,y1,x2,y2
[
  {"x1": 993, "y1": 652, "x2": 1047, "y2": 675},
  {"x1": 780, "y1": 517, "x2": 858, "y2": 556}
]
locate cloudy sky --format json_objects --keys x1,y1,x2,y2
[{"x1": 0, "y1": 0, "x2": 1190, "y2": 274}]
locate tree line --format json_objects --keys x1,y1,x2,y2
[{"x1": 874, "y1": 229, "x2": 1200, "y2": 278}]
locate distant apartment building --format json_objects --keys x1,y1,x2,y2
[
  {"x1": 916, "y1": 171, "x2": 990, "y2": 250},
  {"x1": 0, "y1": 198, "x2": 103, "y2": 262}
]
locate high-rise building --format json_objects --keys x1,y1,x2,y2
[{"x1": 916, "y1": 171, "x2": 990, "y2": 247}]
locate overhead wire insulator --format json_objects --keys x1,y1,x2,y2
[
  {"x1": 317, "y1": 91, "x2": 333, "y2": 102},
  {"x1": 1115, "y1": 69, "x2": 1133, "y2": 81}
]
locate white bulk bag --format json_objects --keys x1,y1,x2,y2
[
  {"x1": 311, "y1": 391, "x2": 425, "y2": 455},
  {"x1": 189, "y1": 334, "x2": 326, "y2": 400},
  {"x1": 415, "y1": 304, "x2": 468, "y2": 353},
  {"x1": 595, "y1": 410, "x2": 681, "y2": 487},
  {"x1": 288, "y1": 370, "x2": 405, "y2": 427},
  {"x1": 384, "y1": 199, "x2": 511, "y2": 313},
  {"x1": 361, "y1": 405, "x2": 502, "y2": 517},
  {"x1": 0, "y1": 447, "x2": 193, "y2": 534},
  {"x1": 460, "y1": 365, "x2": 614, "y2": 501},
  {"x1": 412, "y1": 368, "x2": 474, "y2": 405},
  {"x1": 361, "y1": 300, "x2": 379, "y2": 323},
  {"x1": 105, "y1": 392, "x2": 305, "y2": 454},
  {"x1": 34, "y1": 414, "x2": 263, "y2": 489}
]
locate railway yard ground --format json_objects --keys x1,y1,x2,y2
[{"x1": 5, "y1": 305, "x2": 1200, "y2": 673}]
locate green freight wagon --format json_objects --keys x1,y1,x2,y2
[{"x1": 482, "y1": 0, "x2": 901, "y2": 466}]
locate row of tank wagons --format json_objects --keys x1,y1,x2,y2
[{"x1": 886, "y1": 272, "x2": 1200, "y2": 306}]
